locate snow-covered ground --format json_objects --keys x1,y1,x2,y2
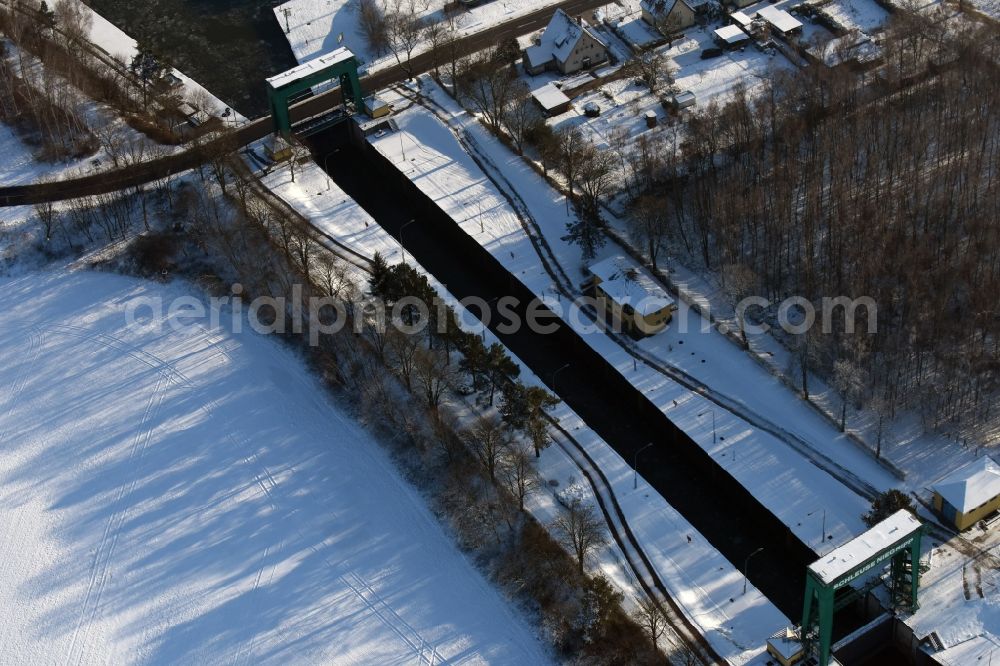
[
  {"x1": 815, "y1": 0, "x2": 890, "y2": 34},
  {"x1": 541, "y1": 25, "x2": 794, "y2": 157},
  {"x1": 905, "y1": 523, "x2": 1000, "y2": 651},
  {"x1": 0, "y1": 39, "x2": 181, "y2": 186},
  {"x1": 0, "y1": 269, "x2": 550, "y2": 664},
  {"x1": 275, "y1": 0, "x2": 572, "y2": 71},
  {"x1": 0, "y1": 121, "x2": 83, "y2": 186},
  {"x1": 599, "y1": 0, "x2": 664, "y2": 48},
  {"x1": 967, "y1": 0, "x2": 1000, "y2": 19},
  {"x1": 531, "y1": 404, "x2": 791, "y2": 664}
]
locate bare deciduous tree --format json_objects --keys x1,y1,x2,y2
[
  {"x1": 500, "y1": 440, "x2": 539, "y2": 511},
  {"x1": 465, "y1": 414, "x2": 511, "y2": 482},
  {"x1": 632, "y1": 594, "x2": 668, "y2": 647},
  {"x1": 553, "y1": 497, "x2": 606, "y2": 574}
]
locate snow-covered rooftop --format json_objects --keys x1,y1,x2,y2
[
  {"x1": 525, "y1": 8, "x2": 605, "y2": 68},
  {"x1": 808, "y1": 510, "x2": 922, "y2": 585},
  {"x1": 266, "y1": 47, "x2": 356, "y2": 89},
  {"x1": 933, "y1": 457, "x2": 1000, "y2": 514},
  {"x1": 757, "y1": 5, "x2": 803, "y2": 33},
  {"x1": 641, "y1": 0, "x2": 703, "y2": 15},
  {"x1": 714, "y1": 24, "x2": 750, "y2": 44},
  {"x1": 589, "y1": 256, "x2": 676, "y2": 317},
  {"x1": 933, "y1": 634, "x2": 1000, "y2": 665},
  {"x1": 531, "y1": 83, "x2": 571, "y2": 112},
  {"x1": 731, "y1": 10, "x2": 754, "y2": 26},
  {"x1": 767, "y1": 628, "x2": 804, "y2": 660}
]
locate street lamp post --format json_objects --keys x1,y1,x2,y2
[
  {"x1": 634, "y1": 442, "x2": 654, "y2": 490},
  {"x1": 323, "y1": 148, "x2": 340, "y2": 191},
  {"x1": 744, "y1": 547, "x2": 764, "y2": 594},
  {"x1": 698, "y1": 409, "x2": 717, "y2": 444},
  {"x1": 399, "y1": 219, "x2": 415, "y2": 264},
  {"x1": 552, "y1": 363, "x2": 570, "y2": 394},
  {"x1": 808, "y1": 508, "x2": 827, "y2": 545},
  {"x1": 481, "y1": 296, "x2": 499, "y2": 341}
]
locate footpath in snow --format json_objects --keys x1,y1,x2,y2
[{"x1": 0, "y1": 269, "x2": 549, "y2": 664}]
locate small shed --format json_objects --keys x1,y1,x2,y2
[
  {"x1": 713, "y1": 24, "x2": 750, "y2": 48},
  {"x1": 766, "y1": 628, "x2": 805, "y2": 666},
  {"x1": 757, "y1": 6, "x2": 803, "y2": 36},
  {"x1": 644, "y1": 110, "x2": 657, "y2": 128},
  {"x1": 364, "y1": 95, "x2": 391, "y2": 118},
  {"x1": 531, "y1": 83, "x2": 572, "y2": 116},
  {"x1": 671, "y1": 90, "x2": 696, "y2": 111},
  {"x1": 932, "y1": 457, "x2": 1000, "y2": 531}
]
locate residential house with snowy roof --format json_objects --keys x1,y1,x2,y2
[
  {"x1": 932, "y1": 456, "x2": 1000, "y2": 531},
  {"x1": 523, "y1": 9, "x2": 609, "y2": 76},
  {"x1": 640, "y1": 0, "x2": 698, "y2": 34},
  {"x1": 586, "y1": 256, "x2": 676, "y2": 337}
]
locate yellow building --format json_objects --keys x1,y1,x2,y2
[
  {"x1": 932, "y1": 456, "x2": 1000, "y2": 531},
  {"x1": 766, "y1": 628, "x2": 805, "y2": 665},
  {"x1": 586, "y1": 256, "x2": 676, "y2": 337}
]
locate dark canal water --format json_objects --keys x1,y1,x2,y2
[{"x1": 86, "y1": 0, "x2": 297, "y2": 115}]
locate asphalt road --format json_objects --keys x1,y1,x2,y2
[{"x1": 0, "y1": 0, "x2": 610, "y2": 207}]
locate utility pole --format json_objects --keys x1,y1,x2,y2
[
  {"x1": 400, "y1": 219, "x2": 415, "y2": 264},
  {"x1": 282, "y1": 7, "x2": 292, "y2": 34},
  {"x1": 552, "y1": 363, "x2": 570, "y2": 394},
  {"x1": 698, "y1": 409, "x2": 717, "y2": 443},
  {"x1": 634, "y1": 442, "x2": 654, "y2": 490},
  {"x1": 744, "y1": 547, "x2": 764, "y2": 595}
]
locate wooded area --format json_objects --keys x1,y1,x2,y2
[{"x1": 628, "y1": 16, "x2": 1000, "y2": 442}]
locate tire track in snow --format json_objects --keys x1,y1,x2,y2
[
  {"x1": 0, "y1": 325, "x2": 42, "y2": 444},
  {"x1": 65, "y1": 373, "x2": 166, "y2": 666},
  {"x1": 48, "y1": 322, "x2": 289, "y2": 665},
  {"x1": 341, "y1": 571, "x2": 445, "y2": 665}
]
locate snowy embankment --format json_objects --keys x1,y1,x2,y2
[
  {"x1": 253, "y1": 123, "x2": 788, "y2": 663},
  {"x1": 0, "y1": 270, "x2": 549, "y2": 664}
]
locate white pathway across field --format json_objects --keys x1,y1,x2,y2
[{"x1": 0, "y1": 270, "x2": 549, "y2": 665}]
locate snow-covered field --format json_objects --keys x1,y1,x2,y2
[
  {"x1": 0, "y1": 270, "x2": 548, "y2": 664},
  {"x1": 0, "y1": 122, "x2": 81, "y2": 187},
  {"x1": 817, "y1": 0, "x2": 891, "y2": 34}
]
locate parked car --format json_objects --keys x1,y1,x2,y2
[
  {"x1": 700, "y1": 47, "x2": 724, "y2": 59},
  {"x1": 583, "y1": 101, "x2": 601, "y2": 117}
]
